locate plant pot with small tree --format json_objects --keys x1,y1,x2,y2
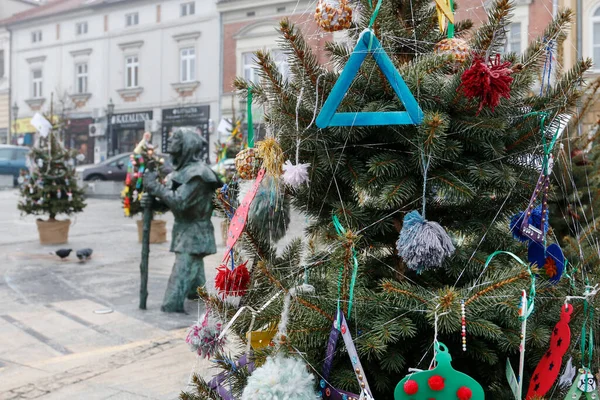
[{"x1": 18, "y1": 126, "x2": 86, "y2": 245}]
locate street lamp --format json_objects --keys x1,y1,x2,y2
[
  {"x1": 11, "y1": 102, "x2": 18, "y2": 145},
  {"x1": 106, "y1": 98, "x2": 115, "y2": 157}
]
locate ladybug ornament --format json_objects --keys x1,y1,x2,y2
[{"x1": 394, "y1": 342, "x2": 484, "y2": 400}]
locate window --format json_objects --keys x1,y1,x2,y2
[
  {"x1": 76, "y1": 22, "x2": 88, "y2": 35},
  {"x1": 125, "y1": 56, "x2": 139, "y2": 88},
  {"x1": 242, "y1": 52, "x2": 259, "y2": 84},
  {"x1": 180, "y1": 2, "x2": 195, "y2": 16},
  {"x1": 180, "y1": 47, "x2": 196, "y2": 82},
  {"x1": 593, "y1": 7, "x2": 600, "y2": 68},
  {"x1": 505, "y1": 22, "x2": 522, "y2": 54},
  {"x1": 32, "y1": 69, "x2": 43, "y2": 98},
  {"x1": 76, "y1": 63, "x2": 88, "y2": 93},
  {"x1": 125, "y1": 12, "x2": 139, "y2": 27},
  {"x1": 0, "y1": 50, "x2": 4, "y2": 78},
  {"x1": 272, "y1": 49, "x2": 290, "y2": 81},
  {"x1": 31, "y1": 30, "x2": 42, "y2": 43}
]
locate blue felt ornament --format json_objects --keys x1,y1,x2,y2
[{"x1": 528, "y1": 242, "x2": 564, "y2": 284}]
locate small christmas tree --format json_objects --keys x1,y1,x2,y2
[{"x1": 18, "y1": 119, "x2": 86, "y2": 221}]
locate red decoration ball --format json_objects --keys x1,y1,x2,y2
[
  {"x1": 428, "y1": 375, "x2": 445, "y2": 391},
  {"x1": 457, "y1": 386, "x2": 473, "y2": 400},
  {"x1": 403, "y1": 380, "x2": 419, "y2": 395}
]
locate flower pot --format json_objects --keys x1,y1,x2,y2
[
  {"x1": 136, "y1": 219, "x2": 167, "y2": 244},
  {"x1": 36, "y1": 218, "x2": 71, "y2": 245}
]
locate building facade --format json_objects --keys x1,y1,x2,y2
[
  {"x1": 4, "y1": 0, "x2": 220, "y2": 163},
  {"x1": 218, "y1": 0, "x2": 333, "y2": 135},
  {"x1": 0, "y1": 0, "x2": 41, "y2": 145}
]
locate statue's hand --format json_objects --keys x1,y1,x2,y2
[
  {"x1": 140, "y1": 193, "x2": 152, "y2": 208},
  {"x1": 143, "y1": 171, "x2": 159, "y2": 194}
]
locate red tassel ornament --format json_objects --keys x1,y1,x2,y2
[
  {"x1": 460, "y1": 54, "x2": 513, "y2": 114},
  {"x1": 215, "y1": 261, "x2": 250, "y2": 297}
]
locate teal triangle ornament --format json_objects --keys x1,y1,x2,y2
[
  {"x1": 564, "y1": 368, "x2": 600, "y2": 399},
  {"x1": 394, "y1": 342, "x2": 484, "y2": 400},
  {"x1": 316, "y1": 29, "x2": 424, "y2": 128}
]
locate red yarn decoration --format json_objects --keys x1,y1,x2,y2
[
  {"x1": 403, "y1": 380, "x2": 419, "y2": 395},
  {"x1": 428, "y1": 375, "x2": 445, "y2": 391},
  {"x1": 457, "y1": 386, "x2": 473, "y2": 400},
  {"x1": 215, "y1": 261, "x2": 250, "y2": 297},
  {"x1": 544, "y1": 256, "x2": 558, "y2": 278},
  {"x1": 460, "y1": 54, "x2": 513, "y2": 114}
]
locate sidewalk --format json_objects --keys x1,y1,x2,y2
[{"x1": 0, "y1": 190, "x2": 222, "y2": 399}]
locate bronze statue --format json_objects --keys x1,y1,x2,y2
[{"x1": 143, "y1": 129, "x2": 221, "y2": 312}]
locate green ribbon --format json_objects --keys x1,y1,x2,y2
[
  {"x1": 447, "y1": 0, "x2": 455, "y2": 39},
  {"x1": 247, "y1": 87, "x2": 254, "y2": 149},
  {"x1": 581, "y1": 283, "x2": 594, "y2": 370},
  {"x1": 523, "y1": 112, "x2": 560, "y2": 175},
  {"x1": 482, "y1": 251, "x2": 536, "y2": 318},
  {"x1": 367, "y1": 0, "x2": 383, "y2": 52},
  {"x1": 332, "y1": 215, "x2": 360, "y2": 321}
]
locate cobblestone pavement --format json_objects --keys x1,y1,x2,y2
[{"x1": 0, "y1": 189, "x2": 306, "y2": 399}]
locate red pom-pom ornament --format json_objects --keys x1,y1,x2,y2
[
  {"x1": 457, "y1": 386, "x2": 473, "y2": 400},
  {"x1": 215, "y1": 261, "x2": 250, "y2": 297},
  {"x1": 460, "y1": 54, "x2": 514, "y2": 114},
  {"x1": 403, "y1": 380, "x2": 419, "y2": 395},
  {"x1": 428, "y1": 375, "x2": 445, "y2": 391}
]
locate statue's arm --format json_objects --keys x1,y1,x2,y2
[{"x1": 146, "y1": 177, "x2": 204, "y2": 214}]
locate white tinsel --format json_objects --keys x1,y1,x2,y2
[
  {"x1": 282, "y1": 160, "x2": 310, "y2": 189},
  {"x1": 241, "y1": 355, "x2": 321, "y2": 400}
]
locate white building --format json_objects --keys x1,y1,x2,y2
[
  {"x1": 0, "y1": 0, "x2": 41, "y2": 144},
  {"x1": 3, "y1": 0, "x2": 220, "y2": 163}
]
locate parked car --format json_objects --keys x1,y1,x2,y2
[
  {"x1": 0, "y1": 145, "x2": 30, "y2": 186},
  {"x1": 76, "y1": 153, "x2": 173, "y2": 182}
]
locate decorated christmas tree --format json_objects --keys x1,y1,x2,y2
[
  {"x1": 183, "y1": 0, "x2": 600, "y2": 398},
  {"x1": 18, "y1": 118, "x2": 86, "y2": 222}
]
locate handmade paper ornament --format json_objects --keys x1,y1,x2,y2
[
  {"x1": 510, "y1": 205, "x2": 548, "y2": 243},
  {"x1": 132, "y1": 190, "x2": 138, "y2": 201},
  {"x1": 282, "y1": 160, "x2": 310, "y2": 188},
  {"x1": 394, "y1": 342, "x2": 484, "y2": 399},
  {"x1": 314, "y1": 0, "x2": 352, "y2": 32},
  {"x1": 65, "y1": 178, "x2": 69, "y2": 186},
  {"x1": 215, "y1": 260, "x2": 251, "y2": 297},
  {"x1": 17, "y1": 176, "x2": 24, "y2": 185},
  {"x1": 527, "y1": 242, "x2": 565, "y2": 283},
  {"x1": 56, "y1": 189, "x2": 62, "y2": 199},
  {"x1": 235, "y1": 148, "x2": 262, "y2": 180},
  {"x1": 246, "y1": 322, "x2": 278, "y2": 350},
  {"x1": 526, "y1": 304, "x2": 572, "y2": 399},
  {"x1": 321, "y1": 311, "x2": 374, "y2": 400},
  {"x1": 565, "y1": 369, "x2": 600, "y2": 399},
  {"x1": 460, "y1": 54, "x2": 513, "y2": 114},
  {"x1": 396, "y1": 210, "x2": 455, "y2": 273},
  {"x1": 434, "y1": 38, "x2": 470, "y2": 65},
  {"x1": 185, "y1": 311, "x2": 226, "y2": 359},
  {"x1": 37, "y1": 158, "x2": 43, "y2": 168},
  {"x1": 559, "y1": 358, "x2": 577, "y2": 388},
  {"x1": 67, "y1": 192, "x2": 72, "y2": 202},
  {"x1": 223, "y1": 169, "x2": 266, "y2": 261},
  {"x1": 241, "y1": 355, "x2": 320, "y2": 400},
  {"x1": 29, "y1": 185, "x2": 34, "y2": 194}
]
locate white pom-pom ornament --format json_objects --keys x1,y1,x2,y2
[
  {"x1": 282, "y1": 160, "x2": 310, "y2": 189},
  {"x1": 241, "y1": 355, "x2": 321, "y2": 400}
]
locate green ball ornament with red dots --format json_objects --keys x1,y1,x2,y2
[{"x1": 394, "y1": 342, "x2": 485, "y2": 400}]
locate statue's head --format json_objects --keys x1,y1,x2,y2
[{"x1": 168, "y1": 129, "x2": 206, "y2": 170}]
